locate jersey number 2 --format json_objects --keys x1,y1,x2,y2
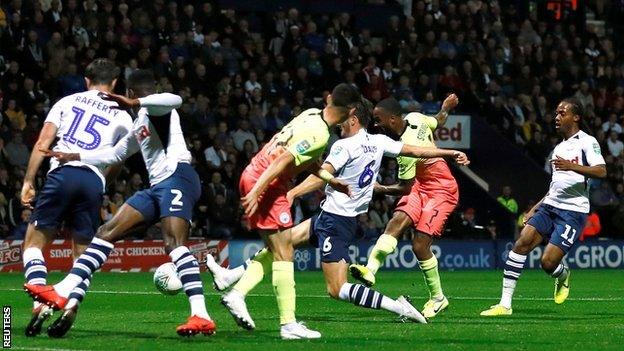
[{"x1": 63, "y1": 106, "x2": 110, "y2": 150}]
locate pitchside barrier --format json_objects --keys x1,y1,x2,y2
[{"x1": 1, "y1": 239, "x2": 623, "y2": 272}]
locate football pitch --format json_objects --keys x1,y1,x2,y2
[{"x1": 2, "y1": 270, "x2": 623, "y2": 351}]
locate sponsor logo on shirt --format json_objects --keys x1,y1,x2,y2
[
  {"x1": 295, "y1": 140, "x2": 311, "y2": 154},
  {"x1": 331, "y1": 146, "x2": 343, "y2": 156}
]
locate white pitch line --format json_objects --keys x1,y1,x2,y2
[{"x1": 2, "y1": 288, "x2": 623, "y2": 301}]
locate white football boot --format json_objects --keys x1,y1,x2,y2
[
  {"x1": 280, "y1": 321, "x2": 322, "y2": 340},
  {"x1": 221, "y1": 289, "x2": 255, "y2": 330},
  {"x1": 397, "y1": 296, "x2": 428, "y2": 324}
]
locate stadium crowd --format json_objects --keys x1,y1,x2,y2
[{"x1": 1, "y1": 0, "x2": 624, "y2": 240}]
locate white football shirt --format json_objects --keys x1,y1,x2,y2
[
  {"x1": 81, "y1": 93, "x2": 191, "y2": 185},
  {"x1": 45, "y1": 89, "x2": 134, "y2": 188},
  {"x1": 321, "y1": 129, "x2": 403, "y2": 216},
  {"x1": 543, "y1": 130, "x2": 606, "y2": 213}
]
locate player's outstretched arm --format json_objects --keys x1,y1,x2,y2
[
  {"x1": 433, "y1": 93, "x2": 458, "y2": 127},
  {"x1": 242, "y1": 151, "x2": 295, "y2": 217},
  {"x1": 551, "y1": 156, "x2": 607, "y2": 178},
  {"x1": 22, "y1": 122, "x2": 58, "y2": 208},
  {"x1": 41, "y1": 133, "x2": 139, "y2": 167},
  {"x1": 374, "y1": 179, "x2": 414, "y2": 196},
  {"x1": 101, "y1": 92, "x2": 182, "y2": 116},
  {"x1": 287, "y1": 174, "x2": 325, "y2": 204},
  {"x1": 399, "y1": 145, "x2": 470, "y2": 165}
]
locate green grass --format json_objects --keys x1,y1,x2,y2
[{"x1": 2, "y1": 270, "x2": 624, "y2": 351}]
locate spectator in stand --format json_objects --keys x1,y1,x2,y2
[
  {"x1": 602, "y1": 113, "x2": 622, "y2": 134},
  {"x1": 7, "y1": 208, "x2": 31, "y2": 240},
  {"x1": 497, "y1": 186, "x2": 518, "y2": 215},
  {"x1": 5, "y1": 132, "x2": 29, "y2": 168},
  {"x1": 607, "y1": 131, "x2": 624, "y2": 157}
]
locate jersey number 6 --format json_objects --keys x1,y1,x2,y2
[{"x1": 358, "y1": 161, "x2": 375, "y2": 188}]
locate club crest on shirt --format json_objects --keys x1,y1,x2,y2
[
  {"x1": 279, "y1": 212, "x2": 291, "y2": 224},
  {"x1": 593, "y1": 142, "x2": 601, "y2": 154},
  {"x1": 331, "y1": 145, "x2": 343, "y2": 156},
  {"x1": 135, "y1": 125, "x2": 151, "y2": 142},
  {"x1": 295, "y1": 140, "x2": 311, "y2": 154}
]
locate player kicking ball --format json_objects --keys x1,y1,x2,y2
[
  {"x1": 206, "y1": 100, "x2": 469, "y2": 328},
  {"x1": 349, "y1": 95, "x2": 461, "y2": 319},
  {"x1": 223, "y1": 83, "x2": 359, "y2": 340},
  {"x1": 481, "y1": 98, "x2": 606, "y2": 316},
  {"x1": 20, "y1": 59, "x2": 134, "y2": 337},
  {"x1": 24, "y1": 70, "x2": 216, "y2": 336}
]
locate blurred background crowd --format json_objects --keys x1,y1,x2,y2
[{"x1": 1, "y1": 0, "x2": 623, "y2": 241}]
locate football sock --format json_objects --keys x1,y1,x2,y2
[
  {"x1": 55, "y1": 238, "x2": 114, "y2": 298},
  {"x1": 338, "y1": 282, "x2": 403, "y2": 314},
  {"x1": 418, "y1": 255, "x2": 444, "y2": 299},
  {"x1": 66, "y1": 278, "x2": 91, "y2": 310},
  {"x1": 24, "y1": 247, "x2": 47, "y2": 286},
  {"x1": 499, "y1": 251, "x2": 527, "y2": 309},
  {"x1": 366, "y1": 234, "x2": 398, "y2": 274},
  {"x1": 23, "y1": 247, "x2": 47, "y2": 308},
  {"x1": 170, "y1": 246, "x2": 210, "y2": 319},
  {"x1": 232, "y1": 248, "x2": 274, "y2": 296},
  {"x1": 272, "y1": 261, "x2": 296, "y2": 325},
  {"x1": 551, "y1": 263, "x2": 569, "y2": 281}
]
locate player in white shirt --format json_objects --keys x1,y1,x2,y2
[
  {"x1": 20, "y1": 58, "x2": 133, "y2": 337},
  {"x1": 25, "y1": 70, "x2": 216, "y2": 337},
  {"x1": 481, "y1": 98, "x2": 607, "y2": 317},
  {"x1": 206, "y1": 101, "x2": 470, "y2": 329}
]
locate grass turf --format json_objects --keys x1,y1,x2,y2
[{"x1": 2, "y1": 270, "x2": 624, "y2": 351}]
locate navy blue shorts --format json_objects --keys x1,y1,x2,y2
[
  {"x1": 30, "y1": 166, "x2": 103, "y2": 241},
  {"x1": 309, "y1": 211, "x2": 357, "y2": 263},
  {"x1": 527, "y1": 204, "x2": 588, "y2": 253},
  {"x1": 126, "y1": 163, "x2": 201, "y2": 223}
]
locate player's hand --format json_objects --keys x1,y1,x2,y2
[
  {"x1": 452, "y1": 151, "x2": 470, "y2": 166},
  {"x1": 241, "y1": 191, "x2": 260, "y2": 217},
  {"x1": 99, "y1": 92, "x2": 140, "y2": 111},
  {"x1": 40, "y1": 149, "x2": 80, "y2": 164},
  {"x1": 21, "y1": 181, "x2": 36, "y2": 209},
  {"x1": 286, "y1": 191, "x2": 295, "y2": 207},
  {"x1": 441, "y1": 93, "x2": 459, "y2": 112},
  {"x1": 328, "y1": 178, "x2": 352, "y2": 197},
  {"x1": 551, "y1": 156, "x2": 576, "y2": 172}
]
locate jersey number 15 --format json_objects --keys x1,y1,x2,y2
[{"x1": 63, "y1": 106, "x2": 111, "y2": 150}]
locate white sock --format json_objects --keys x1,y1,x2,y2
[
  {"x1": 54, "y1": 273, "x2": 84, "y2": 298},
  {"x1": 499, "y1": 251, "x2": 527, "y2": 309},
  {"x1": 189, "y1": 295, "x2": 210, "y2": 319},
  {"x1": 380, "y1": 297, "x2": 405, "y2": 315},
  {"x1": 500, "y1": 278, "x2": 517, "y2": 309},
  {"x1": 552, "y1": 263, "x2": 569, "y2": 281}
]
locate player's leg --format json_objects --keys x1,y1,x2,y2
[
  {"x1": 48, "y1": 203, "x2": 147, "y2": 303},
  {"x1": 542, "y1": 209, "x2": 586, "y2": 304},
  {"x1": 412, "y1": 178, "x2": 457, "y2": 318},
  {"x1": 157, "y1": 163, "x2": 216, "y2": 336},
  {"x1": 324, "y1": 257, "x2": 426, "y2": 323},
  {"x1": 46, "y1": 240, "x2": 92, "y2": 338},
  {"x1": 481, "y1": 214, "x2": 547, "y2": 316},
  {"x1": 215, "y1": 219, "x2": 311, "y2": 294},
  {"x1": 23, "y1": 226, "x2": 56, "y2": 336},
  {"x1": 350, "y1": 210, "x2": 414, "y2": 286},
  {"x1": 412, "y1": 232, "x2": 448, "y2": 317}
]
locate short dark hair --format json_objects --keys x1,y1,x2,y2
[
  {"x1": 376, "y1": 97, "x2": 403, "y2": 116},
  {"x1": 331, "y1": 83, "x2": 361, "y2": 108},
  {"x1": 128, "y1": 69, "x2": 156, "y2": 94},
  {"x1": 85, "y1": 58, "x2": 121, "y2": 85},
  {"x1": 562, "y1": 97, "x2": 584, "y2": 119},
  {"x1": 354, "y1": 98, "x2": 373, "y2": 127}
]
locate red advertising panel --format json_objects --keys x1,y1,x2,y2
[{"x1": 0, "y1": 239, "x2": 228, "y2": 272}]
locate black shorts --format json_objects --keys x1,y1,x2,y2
[{"x1": 309, "y1": 210, "x2": 357, "y2": 263}]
